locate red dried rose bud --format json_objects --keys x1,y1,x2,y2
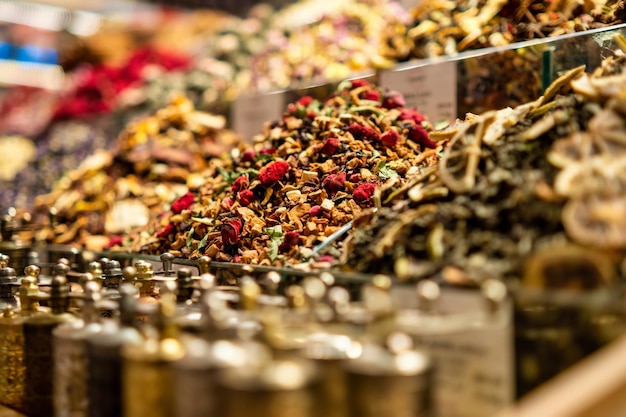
[
  {"x1": 398, "y1": 108, "x2": 426, "y2": 124},
  {"x1": 323, "y1": 172, "x2": 346, "y2": 194},
  {"x1": 348, "y1": 124, "x2": 379, "y2": 142},
  {"x1": 157, "y1": 223, "x2": 174, "y2": 238},
  {"x1": 279, "y1": 231, "x2": 300, "y2": 252},
  {"x1": 239, "y1": 189, "x2": 255, "y2": 206},
  {"x1": 171, "y1": 192, "x2": 194, "y2": 214},
  {"x1": 351, "y1": 79, "x2": 370, "y2": 89},
  {"x1": 309, "y1": 205, "x2": 322, "y2": 217},
  {"x1": 381, "y1": 130, "x2": 399, "y2": 148},
  {"x1": 407, "y1": 124, "x2": 437, "y2": 149},
  {"x1": 260, "y1": 148, "x2": 276, "y2": 155},
  {"x1": 221, "y1": 218, "x2": 243, "y2": 246},
  {"x1": 382, "y1": 91, "x2": 406, "y2": 109},
  {"x1": 321, "y1": 137, "x2": 340, "y2": 155},
  {"x1": 104, "y1": 236, "x2": 123, "y2": 249},
  {"x1": 231, "y1": 175, "x2": 249, "y2": 193},
  {"x1": 258, "y1": 160, "x2": 290, "y2": 185},
  {"x1": 363, "y1": 90, "x2": 381, "y2": 102},
  {"x1": 297, "y1": 96, "x2": 314, "y2": 107},
  {"x1": 241, "y1": 149, "x2": 256, "y2": 162},
  {"x1": 353, "y1": 183, "x2": 377, "y2": 204}
]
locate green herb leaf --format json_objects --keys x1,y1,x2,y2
[
  {"x1": 377, "y1": 162, "x2": 399, "y2": 180},
  {"x1": 263, "y1": 225, "x2": 284, "y2": 261},
  {"x1": 198, "y1": 233, "x2": 209, "y2": 250},
  {"x1": 186, "y1": 227, "x2": 195, "y2": 248}
]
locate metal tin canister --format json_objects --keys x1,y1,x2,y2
[
  {"x1": 87, "y1": 284, "x2": 143, "y2": 417},
  {"x1": 0, "y1": 265, "x2": 41, "y2": 412},
  {"x1": 122, "y1": 282, "x2": 184, "y2": 417},
  {"x1": 216, "y1": 357, "x2": 320, "y2": 417},
  {"x1": 24, "y1": 266, "x2": 77, "y2": 417},
  {"x1": 53, "y1": 281, "x2": 102, "y2": 417},
  {"x1": 345, "y1": 335, "x2": 432, "y2": 417}
]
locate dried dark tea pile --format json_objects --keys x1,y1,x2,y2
[
  {"x1": 36, "y1": 97, "x2": 239, "y2": 250},
  {"x1": 348, "y1": 51, "x2": 626, "y2": 286},
  {"x1": 133, "y1": 80, "x2": 440, "y2": 266}
]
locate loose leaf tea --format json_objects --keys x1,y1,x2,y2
[
  {"x1": 348, "y1": 50, "x2": 626, "y2": 287},
  {"x1": 133, "y1": 80, "x2": 440, "y2": 265}
]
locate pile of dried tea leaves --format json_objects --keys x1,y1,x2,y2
[
  {"x1": 35, "y1": 97, "x2": 239, "y2": 250},
  {"x1": 382, "y1": 0, "x2": 626, "y2": 61},
  {"x1": 132, "y1": 80, "x2": 440, "y2": 265},
  {"x1": 347, "y1": 49, "x2": 626, "y2": 286}
]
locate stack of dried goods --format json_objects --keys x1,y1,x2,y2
[
  {"x1": 130, "y1": 80, "x2": 439, "y2": 266},
  {"x1": 36, "y1": 97, "x2": 238, "y2": 250},
  {"x1": 348, "y1": 47, "x2": 626, "y2": 287}
]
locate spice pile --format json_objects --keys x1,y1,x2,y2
[
  {"x1": 347, "y1": 48, "x2": 626, "y2": 286},
  {"x1": 129, "y1": 79, "x2": 439, "y2": 265},
  {"x1": 36, "y1": 97, "x2": 238, "y2": 250}
]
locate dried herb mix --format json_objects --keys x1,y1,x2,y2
[
  {"x1": 129, "y1": 80, "x2": 439, "y2": 265},
  {"x1": 347, "y1": 49, "x2": 626, "y2": 286}
]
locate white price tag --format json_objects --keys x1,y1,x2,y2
[
  {"x1": 392, "y1": 287, "x2": 514, "y2": 417},
  {"x1": 379, "y1": 60, "x2": 457, "y2": 123},
  {"x1": 231, "y1": 92, "x2": 286, "y2": 142}
]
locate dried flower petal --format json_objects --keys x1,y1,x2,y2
[
  {"x1": 171, "y1": 192, "x2": 194, "y2": 214},
  {"x1": 363, "y1": 91, "x2": 381, "y2": 102},
  {"x1": 231, "y1": 175, "x2": 249, "y2": 193},
  {"x1": 157, "y1": 223, "x2": 174, "y2": 238}
]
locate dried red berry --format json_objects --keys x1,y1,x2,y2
[
  {"x1": 320, "y1": 137, "x2": 340, "y2": 156},
  {"x1": 258, "y1": 160, "x2": 290, "y2": 185},
  {"x1": 351, "y1": 79, "x2": 370, "y2": 89},
  {"x1": 231, "y1": 175, "x2": 249, "y2": 193},
  {"x1": 323, "y1": 172, "x2": 346, "y2": 194},
  {"x1": 407, "y1": 124, "x2": 437, "y2": 149},
  {"x1": 348, "y1": 173, "x2": 362, "y2": 183},
  {"x1": 239, "y1": 189, "x2": 255, "y2": 206},
  {"x1": 222, "y1": 197, "x2": 234, "y2": 209},
  {"x1": 171, "y1": 192, "x2": 194, "y2": 214},
  {"x1": 157, "y1": 223, "x2": 174, "y2": 238},
  {"x1": 297, "y1": 96, "x2": 314, "y2": 107},
  {"x1": 309, "y1": 205, "x2": 322, "y2": 217},
  {"x1": 353, "y1": 183, "x2": 377, "y2": 204},
  {"x1": 241, "y1": 149, "x2": 256, "y2": 162},
  {"x1": 382, "y1": 91, "x2": 405, "y2": 109},
  {"x1": 398, "y1": 108, "x2": 426, "y2": 124},
  {"x1": 381, "y1": 130, "x2": 399, "y2": 148},
  {"x1": 362, "y1": 90, "x2": 381, "y2": 102},
  {"x1": 260, "y1": 148, "x2": 276, "y2": 155},
  {"x1": 221, "y1": 218, "x2": 243, "y2": 246},
  {"x1": 348, "y1": 124, "x2": 379, "y2": 142},
  {"x1": 104, "y1": 235, "x2": 123, "y2": 249},
  {"x1": 279, "y1": 231, "x2": 300, "y2": 252}
]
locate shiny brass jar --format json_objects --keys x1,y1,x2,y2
[
  {"x1": 24, "y1": 263, "x2": 78, "y2": 417},
  {"x1": 53, "y1": 279, "x2": 103, "y2": 417},
  {"x1": 87, "y1": 284, "x2": 143, "y2": 417},
  {"x1": 123, "y1": 281, "x2": 184, "y2": 417},
  {"x1": 0, "y1": 265, "x2": 42, "y2": 413}
]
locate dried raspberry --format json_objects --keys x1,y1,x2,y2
[
  {"x1": 260, "y1": 148, "x2": 276, "y2": 155},
  {"x1": 157, "y1": 223, "x2": 174, "y2": 238},
  {"x1": 239, "y1": 189, "x2": 255, "y2": 206},
  {"x1": 104, "y1": 235, "x2": 123, "y2": 249},
  {"x1": 297, "y1": 96, "x2": 314, "y2": 107},
  {"x1": 221, "y1": 218, "x2": 243, "y2": 246},
  {"x1": 258, "y1": 161, "x2": 290, "y2": 185},
  {"x1": 348, "y1": 124, "x2": 379, "y2": 142},
  {"x1": 320, "y1": 137, "x2": 340, "y2": 156},
  {"x1": 351, "y1": 79, "x2": 370, "y2": 89},
  {"x1": 322, "y1": 172, "x2": 346, "y2": 195},
  {"x1": 279, "y1": 231, "x2": 300, "y2": 252},
  {"x1": 398, "y1": 108, "x2": 426, "y2": 124},
  {"x1": 407, "y1": 124, "x2": 437, "y2": 149},
  {"x1": 309, "y1": 205, "x2": 322, "y2": 217},
  {"x1": 381, "y1": 130, "x2": 399, "y2": 148},
  {"x1": 171, "y1": 192, "x2": 194, "y2": 214},
  {"x1": 241, "y1": 149, "x2": 256, "y2": 162},
  {"x1": 362, "y1": 90, "x2": 381, "y2": 102},
  {"x1": 353, "y1": 183, "x2": 377, "y2": 204},
  {"x1": 382, "y1": 91, "x2": 405, "y2": 109},
  {"x1": 231, "y1": 175, "x2": 249, "y2": 193}
]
